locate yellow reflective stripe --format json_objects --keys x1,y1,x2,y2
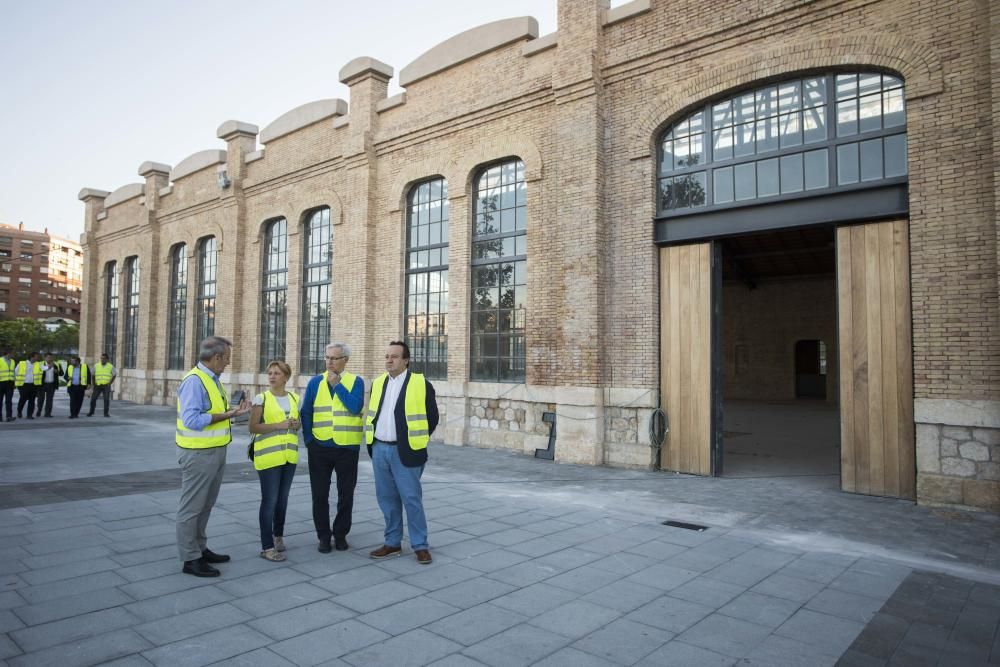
[
  {"x1": 255, "y1": 443, "x2": 298, "y2": 456},
  {"x1": 406, "y1": 414, "x2": 427, "y2": 422},
  {"x1": 312, "y1": 419, "x2": 334, "y2": 427},
  {"x1": 176, "y1": 428, "x2": 231, "y2": 438},
  {"x1": 409, "y1": 429, "x2": 429, "y2": 437},
  {"x1": 332, "y1": 425, "x2": 364, "y2": 432},
  {"x1": 332, "y1": 410, "x2": 353, "y2": 417},
  {"x1": 254, "y1": 431, "x2": 290, "y2": 443}
]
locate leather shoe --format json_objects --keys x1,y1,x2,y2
[
  {"x1": 415, "y1": 549, "x2": 433, "y2": 565},
  {"x1": 182, "y1": 558, "x2": 220, "y2": 577},
  {"x1": 334, "y1": 536, "x2": 349, "y2": 551},
  {"x1": 201, "y1": 548, "x2": 230, "y2": 563},
  {"x1": 318, "y1": 538, "x2": 332, "y2": 553},
  {"x1": 369, "y1": 545, "x2": 402, "y2": 559}
]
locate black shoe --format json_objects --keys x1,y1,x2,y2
[
  {"x1": 334, "y1": 536, "x2": 349, "y2": 551},
  {"x1": 86, "y1": 413, "x2": 93, "y2": 417},
  {"x1": 182, "y1": 558, "x2": 220, "y2": 577},
  {"x1": 201, "y1": 548, "x2": 230, "y2": 563},
  {"x1": 104, "y1": 414, "x2": 110, "y2": 418},
  {"x1": 4, "y1": 417, "x2": 13, "y2": 422},
  {"x1": 318, "y1": 538, "x2": 332, "y2": 553},
  {"x1": 26, "y1": 416, "x2": 33, "y2": 420}
]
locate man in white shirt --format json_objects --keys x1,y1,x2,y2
[{"x1": 37, "y1": 353, "x2": 60, "y2": 418}]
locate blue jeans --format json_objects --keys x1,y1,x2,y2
[
  {"x1": 257, "y1": 463, "x2": 296, "y2": 550},
  {"x1": 372, "y1": 441, "x2": 428, "y2": 550}
]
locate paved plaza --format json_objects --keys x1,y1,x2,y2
[{"x1": 0, "y1": 395, "x2": 998, "y2": 666}]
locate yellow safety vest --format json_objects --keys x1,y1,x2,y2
[
  {"x1": 311, "y1": 371, "x2": 363, "y2": 445},
  {"x1": 94, "y1": 362, "x2": 114, "y2": 385},
  {"x1": 253, "y1": 391, "x2": 300, "y2": 471},
  {"x1": 365, "y1": 372, "x2": 430, "y2": 451},
  {"x1": 67, "y1": 364, "x2": 89, "y2": 386},
  {"x1": 175, "y1": 367, "x2": 231, "y2": 449},
  {"x1": 14, "y1": 361, "x2": 42, "y2": 388},
  {"x1": 0, "y1": 357, "x2": 14, "y2": 382}
]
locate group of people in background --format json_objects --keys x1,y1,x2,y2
[
  {"x1": 174, "y1": 336, "x2": 439, "y2": 578},
  {"x1": 0, "y1": 350, "x2": 117, "y2": 421}
]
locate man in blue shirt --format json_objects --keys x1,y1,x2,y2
[
  {"x1": 175, "y1": 336, "x2": 250, "y2": 577},
  {"x1": 299, "y1": 343, "x2": 365, "y2": 553}
]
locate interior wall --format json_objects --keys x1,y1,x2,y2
[{"x1": 722, "y1": 276, "x2": 838, "y2": 402}]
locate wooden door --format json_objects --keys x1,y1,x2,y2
[
  {"x1": 659, "y1": 242, "x2": 717, "y2": 475},
  {"x1": 837, "y1": 220, "x2": 915, "y2": 499}
]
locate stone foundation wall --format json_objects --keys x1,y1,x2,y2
[{"x1": 915, "y1": 400, "x2": 1000, "y2": 511}]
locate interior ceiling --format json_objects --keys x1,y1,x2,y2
[{"x1": 720, "y1": 226, "x2": 836, "y2": 287}]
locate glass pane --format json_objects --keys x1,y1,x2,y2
[
  {"x1": 780, "y1": 154, "x2": 803, "y2": 194},
  {"x1": 883, "y1": 88, "x2": 905, "y2": 127},
  {"x1": 734, "y1": 122, "x2": 755, "y2": 157},
  {"x1": 779, "y1": 81, "x2": 801, "y2": 113},
  {"x1": 500, "y1": 209, "x2": 514, "y2": 233},
  {"x1": 803, "y1": 106, "x2": 826, "y2": 143},
  {"x1": 514, "y1": 234, "x2": 527, "y2": 256},
  {"x1": 860, "y1": 138, "x2": 883, "y2": 181},
  {"x1": 756, "y1": 116, "x2": 778, "y2": 153},
  {"x1": 712, "y1": 100, "x2": 732, "y2": 129},
  {"x1": 689, "y1": 132, "x2": 704, "y2": 167},
  {"x1": 858, "y1": 73, "x2": 881, "y2": 97},
  {"x1": 688, "y1": 111, "x2": 704, "y2": 137},
  {"x1": 673, "y1": 137, "x2": 690, "y2": 170},
  {"x1": 735, "y1": 93, "x2": 755, "y2": 123},
  {"x1": 757, "y1": 159, "x2": 779, "y2": 197},
  {"x1": 779, "y1": 112, "x2": 801, "y2": 148},
  {"x1": 659, "y1": 177, "x2": 675, "y2": 210},
  {"x1": 734, "y1": 163, "x2": 756, "y2": 201},
  {"x1": 713, "y1": 167, "x2": 734, "y2": 204},
  {"x1": 859, "y1": 93, "x2": 882, "y2": 133},
  {"x1": 883, "y1": 74, "x2": 903, "y2": 90},
  {"x1": 836, "y1": 74, "x2": 858, "y2": 101},
  {"x1": 713, "y1": 126, "x2": 733, "y2": 161},
  {"x1": 675, "y1": 172, "x2": 706, "y2": 208},
  {"x1": 837, "y1": 143, "x2": 859, "y2": 184},
  {"x1": 837, "y1": 99, "x2": 858, "y2": 137},
  {"x1": 756, "y1": 86, "x2": 778, "y2": 118},
  {"x1": 884, "y1": 134, "x2": 908, "y2": 177},
  {"x1": 803, "y1": 77, "x2": 826, "y2": 108},
  {"x1": 804, "y1": 149, "x2": 829, "y2": 190}
]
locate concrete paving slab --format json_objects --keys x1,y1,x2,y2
[{"x1": 1, "y1": 400, "x2": 998, "y2": 665}]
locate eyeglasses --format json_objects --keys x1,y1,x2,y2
[{"x1": 325, "y1": 356, "x2": 347, "y2": 362}]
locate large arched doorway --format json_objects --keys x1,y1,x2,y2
[{"x1": 656, "y1": 72, "x2": 915, "y2": 498}]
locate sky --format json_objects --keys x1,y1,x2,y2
[{"x1": 0, "y1": 0, "x2": 578, "y2": 242}]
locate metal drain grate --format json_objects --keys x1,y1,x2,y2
[{"x1": 661, "y1": 520, "x2": 708, "y2": 531}]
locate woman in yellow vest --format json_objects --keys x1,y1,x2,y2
[{"x1": 248, "y1": 360, "x2": 300, "y2": 562}]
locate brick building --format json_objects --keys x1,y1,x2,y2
[
  {"x1": 0, "y1": 223, "x2": 83, "y2": 322},
  {"x1": 77, "y1": 0, "x2": 999, "y2": 510}
]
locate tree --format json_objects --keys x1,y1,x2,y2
[
  {"x1": 47, "y1": 323, "x2": 79, "y2": 356},
  {"x1": 0, "y1": 318, "x2": 48, "y2": 358}
]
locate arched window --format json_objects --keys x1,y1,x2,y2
[
  {"x1": 301, "y1": 208, "x2": 331, "y2": 375},
  {"x1": 260, "y1": 218, "x2": 288, "y2": 369},
  {"x1": 658, "y1": 73, "x2": 906, "y2": 215},
  {"x1": 471, "y1": 159, "x2": 526, "y2": 383},
  {"x1": 195, "y1": 237, "x2": 217, "y2": 350},
  {"x1": 122, "y1": 257, "x2": 140, "y2": 368},
  {"x1": 103, "y1": 261, "x2": 118, "y2": 363},
  {"x1": 167, "y1": 244, "x2": 188, "y2": 370},
  {"x1": 406, "y1": 178, "x2": 449, "y2": 379}
]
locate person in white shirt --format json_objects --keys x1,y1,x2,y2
[{"x1": 37, "y1": 353, "x2": 60, "y2": 418}]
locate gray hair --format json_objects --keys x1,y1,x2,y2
[
  {"x1": 326, "y1": 342, "x2": 351, "y2": 357},
  {"x1": 198, "y1": 336, "x2": 233, "y2": 362}
]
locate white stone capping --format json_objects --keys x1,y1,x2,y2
[
  {"x1": 245, "y1": 149, "x2": 265, "y2": 163},
  {"x1": 399, "y1": 16, "x2": 539, "y2": 87},
  {"x1": 78, "y1": 188, "x2": 111, "y2": 201},
  {"x1": 96, "y1": 211, "x2": 107, "y2": 221},
  {"x1": 376, "y1": 92, "x2": 407, "y2": 113},
  {"x1": 332, "y1": 115, "x2": 350, "y2": 129},
  {"x1": 260, "y1": 99, "x2": 348, "y2": 144},
  {"x1": 338, "y1": 56, "x2": 394, "y2": 84},
  {"x1": 215, "y1": 119, "x2": 259, "y2": 140},
  {"x1": 522, "y1": 31, "x2": 558, "y2": 57},
  {"x1": 159, "y1": 185, "x2": 173, "y2": 197},
  {"x1": 915, "y1": 399, "x2": 1000, "y2": 429},
  {"x1": 170, "y1": 149, "x2": 227, "y2": 182},
  {"x1": 103, "y1": 183, "x2": 145, "y2": 208},
  {"x1": 137, "y1": 161, "x2": 171, "y2": 177},
  {"x1": 604, "y1": 0, "x2": 652, "y2": 26}
]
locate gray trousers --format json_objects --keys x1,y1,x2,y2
[{"x1": 176, "y1": 446, "x2": 227, "y2": 562}]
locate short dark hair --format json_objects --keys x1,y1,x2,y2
[{"x1": 388, "y1": 340, "x2": 410, "y2": 360}]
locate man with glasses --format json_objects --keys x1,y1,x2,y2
[{"x1": 300, "y1": 343, "x2": 365, "y2": 553}]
